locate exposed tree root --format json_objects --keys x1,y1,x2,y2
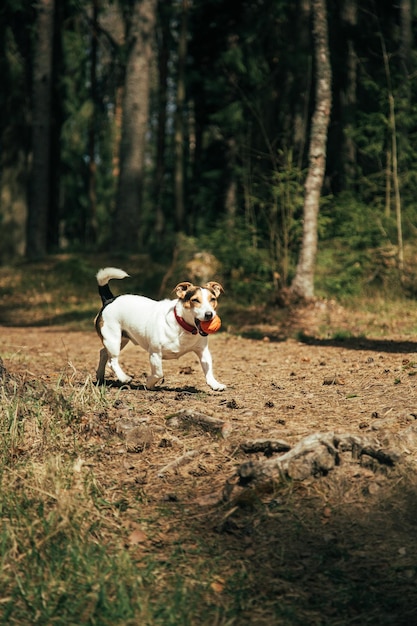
[
  {"x1": 166, "y1": 408, "x2": 232, "y2": 438},
  {"x1": 235, "y1": 427, "x2": 417, "y2": 487}
]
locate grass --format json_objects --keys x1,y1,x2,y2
[
  {"x1": 0, "y1": 378, "x2": 143, "y2": 625},
  {"x1": 0, "y1": 255, "x2": 166, "y2": 329},
  {"x1": 0, "y1": 484, "x2": 144, "y2": 624},
  {"x1": 0, "y1": 373, "x2": 244, "y2": 625}
]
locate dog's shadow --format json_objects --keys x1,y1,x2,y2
[{"x1": 96, "y1": 379, "x2": 203, "y2": 395}]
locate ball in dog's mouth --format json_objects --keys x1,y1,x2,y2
[{"x1": 198, "y1": 315, "x2": 222, "y2": 334}]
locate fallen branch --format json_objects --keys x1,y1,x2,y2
[
  {"x1": 157, "y1": 450, "x2": 199, "y2": 477},
  {"x1": 240, "y1": 438, "x2": 291, "y2": 456},
  {"x1": 334, "y1": 433, "x2": 401, "y2": 465},
  {"x1": 166, "y1": 409, "x2": 232, "y2": 438},
  {"x1": 237, "y1": 430, "x2": 404, "y2": 486}
]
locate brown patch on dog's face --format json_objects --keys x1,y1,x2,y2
[
  {"x1": 176, "y1": 284, "x2": 203, "y2": 310},
  {"x1": 175, "y1": 281, "x2": 223, "y2": 318},
  {"x1": 175, "y1": 282, "x2": 195, "y2": 300}
]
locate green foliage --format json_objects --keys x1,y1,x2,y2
[
  {"x1": 0, "y1": 469, "x2": 143, "y2": 624},
  {"x1": 3, "y1": 0, "x2": 417, "y2": 302},
  {"x1": 199, "y1": 217, "x2": 274, "y2": 302},
  {"x1": 53, "y1": 256, "x2": 96, "y2": 287},
  {"x1": 0, "y1": 376, "x2": 145, "y2": 624},
  {"x1": 254, "y1": 149, "x2": 305, "y2": 284},
  {"x1": 322, "y1": 193, "x2": 386, "y2": 250},
  {"x1": 316, "y1": 193, "x2": 405, "y2": 297}
]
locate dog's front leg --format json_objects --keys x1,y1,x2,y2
[
  {"x1": 146, "y1": 352, "x2": 164, "y2": 389},
  {"x1": 197, "y1": 345, "x2": 226, "y2": 391}
]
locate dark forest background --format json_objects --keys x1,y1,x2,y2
[{"x1": 1, "y1": 0, "x2": 417, "y2": 302}]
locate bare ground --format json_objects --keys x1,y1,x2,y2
[{"x1": 2, "y1": 301, "x2": 417, "y2": 624}]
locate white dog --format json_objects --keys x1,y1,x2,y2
[{"x1": 94, "y1": 267, "x2": 226, "y2": 391}]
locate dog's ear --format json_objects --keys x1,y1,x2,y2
[
  {"x1": 205, "y1": 281, "x2": 224, "y2": 298},
  {"x1": 174, "y1": 282, "x2": 194, "y2": 299}
]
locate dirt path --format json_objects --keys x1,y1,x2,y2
[
  {"x1": 2, "y1": 324, "x2": 417, "y2": 434},
  {"x1": 2, "y1": 322, "x2": 417, "y2": 503},
  {"x1": 2, "y1": 322, "x2": 417, "y2": 623}
]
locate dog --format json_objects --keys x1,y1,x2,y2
[{"x1": 94, "y1": 267, "x2": 226, "y2": 391}]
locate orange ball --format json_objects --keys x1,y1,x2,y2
[{"x1": 200, "y1": 315, "x2": 222, "y2": 334}]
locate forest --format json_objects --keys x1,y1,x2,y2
[{"x1": 1, "y1": 0, "x2": 417, "y2": 302}]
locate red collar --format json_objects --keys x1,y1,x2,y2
[
  {"x1": 174, "y1": 306, "x2": 208, "y2": 336},
  {"x1": 174, "y1": 306, "x2": 198, "y2": 334}
]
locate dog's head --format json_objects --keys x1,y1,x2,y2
[{"x1": 175, "y1": 281, "x2": 224, "y2": 322}]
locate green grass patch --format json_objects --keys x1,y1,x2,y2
[
  {"x1": 0, "y1": 377, "x2": 146, "y2": 625},
  {"x1": 0, "y1": 376, "x2": 239, "y2": 626}
]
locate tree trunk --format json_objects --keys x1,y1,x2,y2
[
  {"x1": 87, "y1": 0, "x2": 99, "y2": 246},
  {"x1": 47, "y1": 0, "x2": 64, "y2": 251},
  {"x1": 292, "y1": 0, "x2": 311, "y2": 170},
  {"x1": 114, "y1": 0, "x2": 157, "y2": 251},
  {"x1": 154, "y1": 0, "x2": 171, "y2": 239},
  {"x1": 400, "y1": 0, "x2": 412, "y2": 77},
  {"x1": 174, "y1": 0, "x2": 188, "y2": 232},
  {"x1": 380, "y1": 32, "x2": 404, "y2": 273},
  {"x1": 290, "y1": 0, "x2": 332, "y2": 299},
  {"x1": 395, "y1": 0, "x2": 412, "y2": 273},
  {"x1": 340, "y1": 0, "x2": 357, "y2": 187},
  {"x1": 26, "y1": 0, "x2": 55, "y2": 259}
]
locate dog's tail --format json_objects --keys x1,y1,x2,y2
[{"x1": 96, "y1": 267, "x2": 129, "y2": 306}]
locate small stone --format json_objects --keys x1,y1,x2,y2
[{"x1": 125, "y1": 425, "x2": 153, "y2": 453}]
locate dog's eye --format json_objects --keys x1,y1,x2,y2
[{"x1": 191, "y1": 297, "x2": 200, "y2": 303}]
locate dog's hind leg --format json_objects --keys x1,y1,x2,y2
[
  {"x1": 96, "y1": 347, "x2": 108, "y2": 384},
  {"x1": 108, "y1": 335, "x2": 132, "y2": 383},
  {"x1": 99, "y1": 333, "x2": 132, "y2": 384}
]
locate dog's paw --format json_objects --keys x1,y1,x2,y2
[
  {"x1": 146, "y1": 375, "x2": 163, "y2": 389},
  {"x1": 119, "y1": 375, "x2": 132, "y2": 384},
  {"x1": 209, "y1": 381, "x2": 226, "y2": 391}
]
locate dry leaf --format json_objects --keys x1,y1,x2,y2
[
  {"x1": 323, "y1": 377, "x2": 345, "y2": 385},
  {"x1": 210, "y1": 578, "x2": 225, "y2": 593},
  {"x1": 323, "y1": 506, "x2": 332, "y2": 518},
  {"x1": 128, "y1": 528, "x2": 147, "y2": 546}
]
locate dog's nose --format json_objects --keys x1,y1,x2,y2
[{"x1": 204, "y1": 311, "x2": 213, "y2": 320}]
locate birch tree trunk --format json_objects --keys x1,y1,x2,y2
[
  {"x1": 290, "y1": 0, "x2": 332, "y2": 299},
  {"x1": 26, "y1": 0, "x2": 55, "y2": 259},
  {"x1": 114, "y1": 0, "x2": 157, "y2": 251}
]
